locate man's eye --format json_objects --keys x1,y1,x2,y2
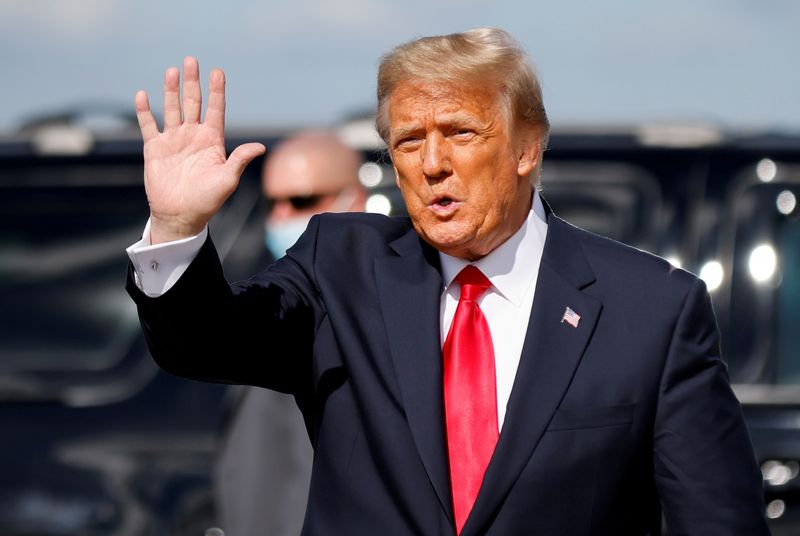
[
  {"x1": 453, "y1": 129, "x2": 475, "y2": 137},
  {"x1": 395, "y1": 137, "x2": 420, "y2": 149}
]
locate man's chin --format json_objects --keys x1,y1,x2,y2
[{"x1": 419, "y1": 233, "x2": 484, "y2": 261}]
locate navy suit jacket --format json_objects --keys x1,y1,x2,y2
[{"x1": 128, "y1": 208, "x2": 768, "y2": 535}]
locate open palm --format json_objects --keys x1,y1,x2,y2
[{"x1": 135, "y1": 57, "x2": 265, "y2": 244}]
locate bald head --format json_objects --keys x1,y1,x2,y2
[
  {"x1": 262, "y1": 130, "x2": 364, "y2": 219},
  {"x1": 261, "y1": 130, "x2": 366, "y2": 258}
]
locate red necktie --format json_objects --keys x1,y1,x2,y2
[{"x1": 443, "y1": 265, "x2": 499, "y2": 534}]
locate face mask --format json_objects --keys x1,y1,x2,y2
[
  {"x1": 264, "y1": 217, "x2": 311, "y2": 259},
  {"x1": 263, "y1": 187, "x2": 361, "y2": 258}
]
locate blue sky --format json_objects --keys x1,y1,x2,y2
[{"x1": 1, "y1": 0, "x2": 798, "y2": 133}]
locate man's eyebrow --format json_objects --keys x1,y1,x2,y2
[
  {"x1": 390, "y1": 124, "x2": 422, "y2": 140},
  {"x1": 391, "y1": 115, "x2": 486, "y2": 139},
  {"x1": 438, "y1": 113, "x2": 482, "y2": 127},
  {"x1": 440, "y1": 115, "x2": 486, "y2": 131}
]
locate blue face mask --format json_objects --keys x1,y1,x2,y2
[{"x1": 264, "y1": 217, "x2": 311, "y2": 259}]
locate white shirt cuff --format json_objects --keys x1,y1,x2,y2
[{"x1": 126, "y1": 218, "x2": 208, "y2": 297}]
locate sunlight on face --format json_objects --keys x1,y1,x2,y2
[{"x1": 388, "y1": 80, "x2": 541, "y2": 260}]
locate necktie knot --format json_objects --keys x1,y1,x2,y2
[{"x1": 454, "y1": 265, "x2": 491, "y2": 302}]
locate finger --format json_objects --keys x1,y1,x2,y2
[
  {"x1": 205, "y1": 68, "x2": 226, "y2": 131},
  {"x1": 226, "y1": 143, "x2": 267, "y2": 178},
  {"x1": 163, "y1": 66, "x2": 182, "y2": 128},
  {"x1": 135, "y1": 90, "x2": 159, "y2": 142},
  {"x1": 182, "y1": 56, "x2": 202, "y2": 124}
]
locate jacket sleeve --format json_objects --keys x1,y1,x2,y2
[
  {"x1": 653, "y1": 278, "x2": 769, "y2": 535},
  {"x1": 126, "y1": 215, "x2": 325, "y2": 396}
]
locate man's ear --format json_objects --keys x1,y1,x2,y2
[
  {"x1": 517, "y1": 140, "x2": 541, "y2": 177},
  {"x1": 393, "y1": 163, "x2": 402, "y2": 188}
]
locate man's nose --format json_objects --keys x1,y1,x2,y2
[{"x1": 421, "y1": 133, "x2": 451, "y2": 179}]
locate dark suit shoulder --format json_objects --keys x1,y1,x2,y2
[
  {"x1": 555, "y1": 217, "x2": 700, "y2": 294},
  {"x1": 289, "y1": 213, "x2": 420, "y2": 287},
  {"x1": 313, "y1": 212, "x2": 414, "y2": 240},
  {"x1": 308, "y1": 212, "x2": 417, "y2": 258}
]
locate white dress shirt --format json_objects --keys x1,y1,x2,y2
[
  {"x1": 438, "y1": 191, "x2": 548, "y2": 430},
  {"x1": 127, "y1": 191, "x2": 549, "y2": 428},
  {"x1": 126, "y1": 218, "x2": 208, "y2": 297}
]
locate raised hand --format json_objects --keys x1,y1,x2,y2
[{"x1": 135, "y1": 57, "x2": 266, "y2": 244}]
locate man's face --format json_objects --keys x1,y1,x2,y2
[
  {"x1": 388, "y1": 79, "x2": 540, "y2": 260},
  {"x1": 264, "y1": 158, "x2": 349, "y2": 223},
  {"x1": 263, "y1": 153, "x2": 357, "y2": 223},
  {"x1": 260, "y1": 135, "x2": 365, "y2": 259}
]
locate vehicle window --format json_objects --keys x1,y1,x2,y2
[
  {"x1": 0, "y1": 160, "x2": 264, "y2": 406},
  {"x1": 541, "y1": 161, "x2": 663, "y2": 249},
  {"x1": 0, "y1": 165, "x2": 152, "y2": 405},
  {"x1": 725, "y1": 177, "x2": 800, "y2": 385},
  {"x1": 777, "y1": 221, "x2": 800, "y2": 383}
]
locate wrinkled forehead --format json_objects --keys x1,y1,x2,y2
[{"x1": 387, "y1": 78, "x2": 506, "y2": 131}]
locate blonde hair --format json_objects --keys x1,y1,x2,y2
[{"x1": 376, "y1": 28, "x2": 549, "y2": 146}]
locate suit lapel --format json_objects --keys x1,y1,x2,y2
[
  {"x1": 374, "y1": 227, "x2": 454, "y2": 524},
  {"x1": 463, "y1": 215, "x2": 603, "y2": 536}
]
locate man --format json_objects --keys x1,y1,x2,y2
[
  {"x1": 127, "y1": 28, "x2": 769, "y2": 535},
  {"x1": 215, "y1": 130, "x2": 365, "y2": 536},
  {"x1": 261, "y1": 130, "x2": 366, "y2": 259}
]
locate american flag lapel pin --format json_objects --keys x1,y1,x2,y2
[{"x1": 561, "y1": 306, "x2": 581, "y2": 328}]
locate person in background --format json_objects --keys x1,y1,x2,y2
[
  {"x1": 262, "y1": 130, "x2": 366, "y2": 259},
  {"x1": 214, "y1": 130, "x2": 365, "y2": 536}
]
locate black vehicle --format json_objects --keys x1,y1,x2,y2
[
  {"x1": 1, "y1": 115, "x2": 798, "y2": 534},
  {"x1": 0, "y1": 117, "x2": 282, "y2": 535}
]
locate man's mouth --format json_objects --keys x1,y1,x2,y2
[{"x1": 429, "y1": 195, "x2": 461, "y2": 214}]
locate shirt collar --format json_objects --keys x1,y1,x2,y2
[{"x1": 439, "y1": 189, "x2": 548, "y2": 307}]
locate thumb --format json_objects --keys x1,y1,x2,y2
[{"x1": 226, "y1": 142, "x2": 267, "y2": 177}]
